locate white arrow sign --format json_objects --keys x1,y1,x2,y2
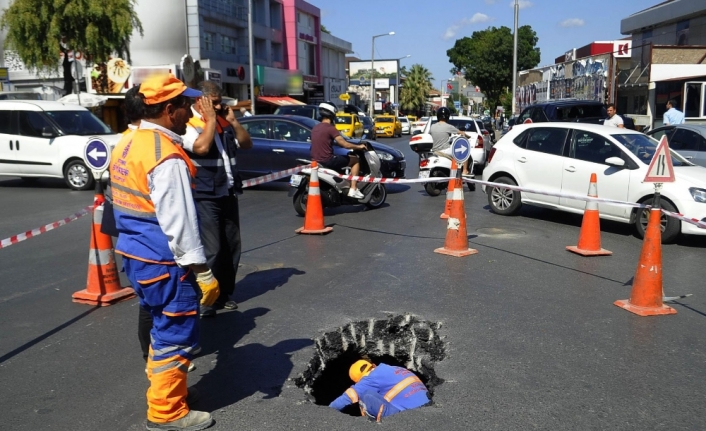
[
  {"x1": 87, "y1": 148, "x2": 107, "y2": 161},
  {"x1": 454, "y1": 144, "x2": 468, "y2": 154},
  {"x1": 644, "y1": 135, "x2": 675, "y2": 183}
]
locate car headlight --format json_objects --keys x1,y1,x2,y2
[
  {"x1": 690, "y1": 187, "x2": 706, "y2": 203},
  {"x1": 378, "y1": 152, "x2": 394, "y2": 161},
  {"x1": 342, "y1": 129, "x2": 350, "y2": 133}
]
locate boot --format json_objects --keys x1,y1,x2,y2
[{"x1": 145, "y1": 410, "x2": 213, "y2": 431}]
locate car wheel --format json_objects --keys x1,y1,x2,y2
[
  {"x1": 293, "y1": 189, "x2": 307, "y2": 216},
  {"x1": 64, "y1": 159, "x2": 95, "y2": 191},
  {"x1": 487, "y1": 176, "x2": 521, "y2": 215},
  {"x1": 634, "y1": 199, "x2": 680, "y2": 244},
  {"x1": 365, "y1": 185, "x2": 387, "y2": 209},
  {"x1": 424, "y1": 169, "x2": 447, "y2": 197}
]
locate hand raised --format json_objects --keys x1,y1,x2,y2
[{"x1": 197, "y1": 96, "x2": 216, "y2": 122}]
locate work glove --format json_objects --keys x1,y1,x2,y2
[{"x1": 196, "y1": 269, "x2": 220, "y2": 307}]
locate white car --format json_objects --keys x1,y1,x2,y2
[
  {"x1": 482, "y1": 123, "x2": 706, "y2": 243},
  {"x1": 411, "y1": 117, "x2": 429, "y2": 135},
  {"x1": 0, "y1": 100, "x2": 122, "y2": 190},
  {"x1": 398, "y1": 116, "x2": 411, "y2": 135},
  {"x1": 409, "y1": 115, "x2": 490, "y2": 173}
]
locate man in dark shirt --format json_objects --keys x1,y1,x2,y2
[{"x1": 310, "y1": 101, "x2": 366, "y2": 199}]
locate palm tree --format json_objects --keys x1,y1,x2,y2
[{"x1": 400, "y1": 64, "x2": 433, "y2": 115}]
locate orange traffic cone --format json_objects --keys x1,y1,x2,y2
[
  {"x1": 440, "y1": 160, "x2": 458, "y2": 219},
  {"x1": 566, "y1": 173, "x2": 612, "y2": 256},
  {"x1": 434, "y1": 174, "x2": 478, "y2": 257},
  {"x1": 295, "y1": 161, "x2": 333, "y2": 235},
  {"x1": 614, "y1": 207, "x2": 676, "y2": 316},
  {"x1": 73, "y1": 193, "x2": 135, "y2": 306}
]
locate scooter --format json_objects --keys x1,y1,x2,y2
[
  {"x1": 288, "y1": 140, "x2": 387, "y2": 216},
  {"x1": 410, "y1": 134, "x2": 476, "y2": 197}
]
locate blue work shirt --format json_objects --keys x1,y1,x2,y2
[
  {"x1": 663, "y1": 108, "x2": 685, "y2": 125},
  {"x1": 329, "y1": 364, "x2": 429, "y2": 411}
]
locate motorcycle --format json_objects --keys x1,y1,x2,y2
[
  {"x1": 288, "y1": 140, "x2": 387, "y2": 216},
  {"x1": 410, "y1": 134, "x2": 476, "y2": 197}
]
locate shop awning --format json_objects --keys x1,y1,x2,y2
[{"x1": 257, "y1": 96, "x2": 305, "y2": 106}]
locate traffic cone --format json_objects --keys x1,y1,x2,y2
[
  {"x1": 73, "y1": 193, "x2": 135, "y2": 306},
  {"x1": 440, "y1": 160, "x2": 458, "y2": 219},
  {"x1": 295, "y1": 161, "x2": 333, "y2": 235},
  {"x1": 614, "y1": 207, "x2": 676, "y2": 316},
  {"x1": 434, "y1": 174, "x2": 478, "y2": 257},
  {"x1": 566, "y1": 173, "x2": 612, "y2": 256}
]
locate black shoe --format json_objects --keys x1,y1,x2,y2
[
  {"x1": 222, "y1": 300, "x2": 238, "y2": 310},
  {"x1": 199, "y1": 307, "x2": 216, "y2": 318}
]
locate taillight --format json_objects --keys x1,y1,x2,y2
[
  {"x1": 410, "y1": 135, "x2": 422, "y2": 142},
  {"x1": 487, "y1": 148, "x2": 497, "y2": 164},
  {"x1": 420, "y1": 159, "x2": 429, "y2": 168},
  {"x1": 476, "y1": 136, "x2": 483, "y2": 149}
]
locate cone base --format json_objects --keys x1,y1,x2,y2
[
  {"x1": 72, "y1": 287, "x2": 136, "y2": 306},
  {"x1": 613, "y1": 299, "x2": 677, "y2": 316},
  {"x1": 566, "y1": 245, "x2": 613, "y2": 256},
  {"x1": 295, "y1": 226, "x2": 333, "y2": 235},
  {"x1": 434, "y1": 247, "x2": 478, "y2": 257},
  {"x1": 440, "y1": 213, "x2": 449, "y2": 219}
]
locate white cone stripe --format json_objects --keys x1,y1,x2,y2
[
  {"x1": 450, "y1": 188, "x2": 465, "y2": 201},
  {"x1": 308, "y1": 186, "x2": 320, "y2": 196},
  {"x1": 88, "y1": 248, "x2": 115, "y2": 265},
  {"x1": 93, "y1": 204, "x2": 104, "y2": 224}
]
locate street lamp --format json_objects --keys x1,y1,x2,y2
[
  {"x1": 440, "y1": 79, "x2": 448, "y2": 113},
  {"x1": 394, "y1": 54, "x2": 411, "y2": 117},
  {"x1": 370, "y1": 31, "x2": 395, "y2": 118}
]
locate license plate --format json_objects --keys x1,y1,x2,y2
[
  {"x1": 377, "y1": 128, "x2": 385, "y2": 132},
  {"x1": 418, "y1": 170, "x2": 430, "y2": 179},
  {"x1": 290, "y1": 174, "x2": 303, "y2": 187}
]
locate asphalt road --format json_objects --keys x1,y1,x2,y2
[{"x1": 1, "y1": 134, "x2": 705, "y2": 430}]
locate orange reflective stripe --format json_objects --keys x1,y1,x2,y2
[
  {"x1": 345, "y1": 388, "x2": 359, "y2": 403},
  {"x1": 137, "y1": 272, "x2": 170, "y2": 285},
  {"x1": 115, "y1": 251, "x2": 177, "y2": 265},
  {"x1": 162, "y1": 310, "x2": 198, "y2": 317},
  {"x1": 383, "y1": 376, "x2": 422, "y2": 402},
  {"x1": 376, "y1": 405, "x2": 384, "y2": 422}
]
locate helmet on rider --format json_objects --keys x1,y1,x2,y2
[
  {"x1": 318, "y1": 101, "x2": 338, "y2": 122},
  {"x1": 436, "y1": 107, "x2": 451, "y2": 122},
  {"x1": 349, "y1": 360, "x2": 375, "y2": 383}
]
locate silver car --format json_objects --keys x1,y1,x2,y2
[{"x1": 645, "y1": 124, "x2": 706, "y2": 167}]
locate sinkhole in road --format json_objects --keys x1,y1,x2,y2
[{"x1": 294, "y1": 314, "x2": 446, "y2": 416}]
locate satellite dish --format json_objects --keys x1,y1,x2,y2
[{"x1": 181, "y1": 54, "x2": 195, "y2": 83}]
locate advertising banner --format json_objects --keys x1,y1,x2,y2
[{"x1": 349, "y1": 60, "x2": 398, "y2": 86}]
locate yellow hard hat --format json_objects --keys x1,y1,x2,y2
[{"x1": 349, "y1": 360, "x2": 375, "y2": 382}]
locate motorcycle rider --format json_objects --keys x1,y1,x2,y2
[
  {"x1": 311, "y1": 101, "x2": 367, "y2": 199},
  {"x1": 429, "y1": 107, "x2": 471, "y2": 177}
]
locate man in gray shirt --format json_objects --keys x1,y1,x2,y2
[
  {"x1": 429, "y1": 107, "x2": 470, "y2": 176},
  {"x1": 604, "y1": 103, "x2": 624, "y2": 128}
]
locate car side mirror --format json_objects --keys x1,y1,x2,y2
[
  {"x1": 605, "y1": 157, "x2": 625, "y2": 167},
  {"x1": 42, "y1": 126, "x2": 54, "y2": 137}
]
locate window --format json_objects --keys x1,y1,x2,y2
[
  {"x1": 254, "y1": 38, "x2": 266, "y2": 60},
  {"x1": 518, "y1": 108, "x2": 532, "y2": 124},
  {"x1": 684, "y1": 82, "x2": 706, "y2": 118},
  {"x1": 273, "y1": 121, "x2": 310, "y2": 142},
  {"x1": 612, "y1": 133, "x2": 690, "y2": 166},
  {"x1": 670, "y1": 129, "x2": 706, "y2": 151},
  {"x1": 241, "y1": 120, "x2": 269, "y2": 139},
  {"x1": 571, "y1": 130, "x2": 622, "y2": 164},
  {"x1": 221, "y1": 36, "x2": 236, "y2": 54},
  {"x1": 203, "y1": 32, "x2": 215, "y2": 51},
  {"x1": 19, "y1": 111, "x2": 53, "y2": 137},
  {"x1": 0, "y1": 111, "x2": 14, "y2": 134},
  {"x1": 649, "y1": 127, "x2": 675, "y2": 141},
  {"x1": 45, "y1": 110, "x2": 112, "y2": 135},
  {"x1": 271, "y1": 42, "x2": 283, "y2": 63},
  {"x1": 335, "y1": 116, "x2": 352, "y2": 125},
  {"x1": 525, "y1": 128, "x2": 568, "y2": 156},
  {"x1": 269, "y1": 1, "x2": 281, "y2": 29},
  {"x1": 531, "y1": 108, "x2": 546, "y2": 122}
]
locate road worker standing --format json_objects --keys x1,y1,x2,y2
[
  {"x1": 329, "y1": 360, "x2": 430, "y2": 422},
  {"x1": 110, "y1": 73, "x2": 219, "y2": 431}
]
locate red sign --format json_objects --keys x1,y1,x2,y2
[
  {"x1": 523, "y1": 118, "x2": 533, "y2": 124},
  {"x1": 644, "y1": 136, "x2": 675, "y2": 183},
  {"x1": 237, "y1": 66, "x2": 245, "y2": 81},
  {"x1": 447, "y1": 83, "x2": 453, "y2": 90}
]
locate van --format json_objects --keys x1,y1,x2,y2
[{"x1": 0, "y1": 101, "x2": 122, "y2": 190}]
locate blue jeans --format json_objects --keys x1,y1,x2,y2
[{"x1": 358, "y1": 391, "x2": 401, "y2": 422}]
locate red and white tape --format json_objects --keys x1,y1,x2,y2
[
  {"x1": 661, "y1": 209, "x2": 706, "y2": 229},
  {"x1": 0, "y1": 205, "x2": 94, "y2": 250},
  {"x1": 241, "y1": 165, "x2": 311, "y2": 188}
]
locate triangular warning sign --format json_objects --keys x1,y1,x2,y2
[{"x1": 644, "y1": 135, "x2": 675, "y2": 183}]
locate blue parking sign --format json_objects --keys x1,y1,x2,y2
[{"x1": 454, "y1": 100, "x2": 461, "y2": 110}]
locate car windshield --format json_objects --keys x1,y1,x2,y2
[
  {"x1": 398, "y1": 118, "x2": 408, "y2": 123},
  {"x1": 420, "y1": 117, "x2": 429, "y2": 122},
  {"x1": 376, "y1": 117, "x2": 393, "y2": 123},
  {"x1": 335, "y1": 116, "x2": 352, "y2": 125},
  {"x1": 611, "y1": 133, "x2": 691, "y2": 166},
  {"x1": 275, "y1": 106, "x2": 316, "y2": 118},
  {"x1": 447, "y1": 119, "x2": 476, "y2": 132},
  {"x1": 555, "y1": 105, "x2": 605, "y2": 120},
  {"x1": 45, "y1": 110, "x2": 113, "y2": 135}
]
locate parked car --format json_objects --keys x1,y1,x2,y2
[
  {"x1": 409, "y1": 115, "x2": 490, "y2": 174},
  {"x1": 238, "y1": 115, "x2": 405, "y2": 179},
  {"x1": 517, "y1": 100, "x2": 607, "y2": 125},
  {"x1": 411, "y1": 116, "x2": 429, "y2": 135},
  {"x1": 398, "y1": 116, "x2": 411, "y2": 134},
  {"x1": 482, "y1": 122, "x2": 706, "y2": 243},
  {"x1": 645, "y1": 124, "x2": 706, "y2": 168},
  {"x1": 360, "y1": 116, "x2": 376, "y2": 140},
  {"x1": 273, "y1": 104, "x2": 318, "y2": 119},
  {"x1": 374, "y1": 115, "x2": 402, "y2": 138},
  {"x1": 334, "y1": 113, "x2": 364, "y2": 138},
  {"x1": 0, "y1": 100, "x2": 122, "y2": 190}
]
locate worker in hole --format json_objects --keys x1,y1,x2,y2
[{"x1": 329, "y1": 360, "x2": 430, "y2": 422}]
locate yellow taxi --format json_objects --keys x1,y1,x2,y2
[
  {"x1": 406, "y1": 114, "x2": 417, "y2": 122},
  {"x1": 374, "y1": 114, "x2": 402, "y2": 138},
  {"x1": 334, "y1": 113, "x2": 364, "y2": 138}
]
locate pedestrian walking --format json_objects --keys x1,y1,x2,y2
[
  {"x1": 240, "y1": 107, "x2": 253, "y2": 117},
  {"x1": 604, "y1": 103, "x2": 625, "y2": 128},
  {"x1": 663, "y1": 99, "x2": 685, "y2": 125}
]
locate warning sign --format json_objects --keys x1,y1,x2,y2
[{"x1": 644, "y1": 135, "x2": 675, "y2": 183}]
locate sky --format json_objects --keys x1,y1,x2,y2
[{"x1": 306, "y1": 0, "x2": 653, "y2": 89}]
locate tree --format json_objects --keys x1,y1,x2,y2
[
  {"x1": 447, "y1": 25, "x2": 540, "y2": 111},
  {"x1": 320, "y1": 24, "x2": 330, "y2": 34},
  {"x1": 1, "y1": 0, "x2": 142, "y2": 95},
  {"x1": 399, "y1": 64, "x2": 433, "y2": 116}
]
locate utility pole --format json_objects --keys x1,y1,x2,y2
[
  {"x1": 248, "y1": 0, "x2": 256, "y2": 114},
  {"x1": 511, "y1": 0, "x2": 519, "y2": 117}
]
